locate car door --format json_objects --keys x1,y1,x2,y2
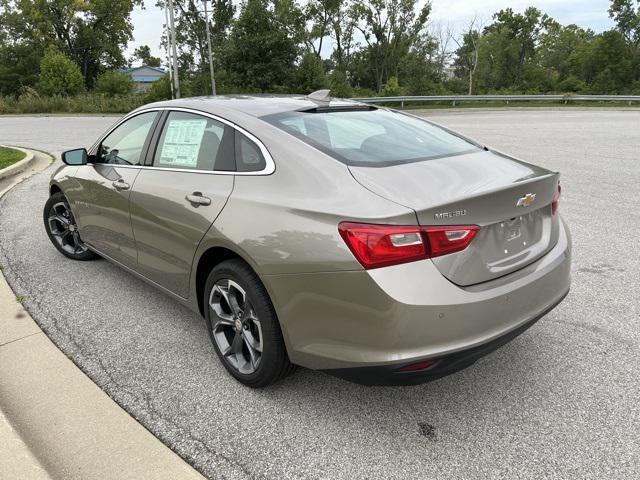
[
  {"x1": 68, "y1": 111, "x2": 160, "y2": 267},
  {"x1": 128, "y1": 110, "x2": 235, "y2": 298}
]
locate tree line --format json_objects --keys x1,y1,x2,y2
[{"x1": 0, "y1": 0, "x2": 639, "y2": 101}]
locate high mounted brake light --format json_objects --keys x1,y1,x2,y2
[{"x1": 338, "y1": 222, "x2": 479, "y2": 270}]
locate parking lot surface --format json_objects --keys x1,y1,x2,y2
[{"x1": 1, "y1": 109, "x2": 638, "y2": 479}]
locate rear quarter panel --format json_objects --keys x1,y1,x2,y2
[{"x1": 195, "y1": 127, "x2": 417, "y2": 276}]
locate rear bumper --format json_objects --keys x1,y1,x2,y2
[
  {"x1": 324, "y1": 289, "x2": 568, "y2": 385},
  {"x1": 264, "y1": 217, "x2": 571, "y2": 374}
]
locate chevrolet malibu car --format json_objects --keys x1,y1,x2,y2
[{"x1": 44, "y1": 94, "x2": 571, "y2": 387}]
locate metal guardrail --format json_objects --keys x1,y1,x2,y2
[{"x1": 352, "y1": 94, "x2": 640, "y2": 107}]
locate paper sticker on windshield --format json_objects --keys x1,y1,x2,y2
[{"x1": 159, "y1": 119, "x2": 207, "y2": 168}]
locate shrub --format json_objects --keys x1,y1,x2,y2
[
  {"x1": 144, "y1": 76, "x2": 172, "y2": 103},
  {"x1": 293, "y1": 52, "x2": 328, "y2": 93},
  {"x1": 380, "y1": 77, "x2": 406, "y2": 97},
  {"x1": 352, "y1": 87, "x2": 376, "y2": 98},
  {"x1": 329, "y1": 70, "x2": 353, "y2": 98},
  {"x1": 557, "y1": 75, "x2": 588, "y2": 93},
  {"x1": 37, "y1": 50, "x2": 84, "y2": 96},
  {"x1": 0, "y1": 93, "x2": 146, "y2": 114},
  {"x1": 94, "y1": 70, "x2": 134, "y2": 96}
]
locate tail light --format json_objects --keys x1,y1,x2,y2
[
  {"x1": 551, "y1": 182, "x2": 561, "y2": 215},
  {"x1": 338, "y1": 222, "x2": 479, "y2": 270}
]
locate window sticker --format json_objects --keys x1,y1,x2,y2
[{"x1": 159, "y1": 119, "x2": 208, "y2": 167}]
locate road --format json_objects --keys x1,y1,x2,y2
[{"x1": 1, "y1": 109, "x2": 638, "y2": 479}]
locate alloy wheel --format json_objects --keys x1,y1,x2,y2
[
  {"x1": 47, "y1": 202, "x2": 89, "y2": 255},
  {"x1": 209, "y1": 279, "x2": 263, "y2": 375}
]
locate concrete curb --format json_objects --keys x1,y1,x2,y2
[
  {"x1": 0, "y1": 145, "x2": 35, "y2": 181},
  {"x1": 0, "y1": 150, "x2": 205, "y2": 480}
]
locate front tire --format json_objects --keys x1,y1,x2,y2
[
  {"x1": 204, "y1": 259, "x2": 294, "y2": 387},
  {"x1": 43, "y1": 192, "x2": 97, "y2": 261}
]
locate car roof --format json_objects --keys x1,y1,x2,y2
[{"x1": 141, "y1": 94, "x2": 368, "y2": 119}]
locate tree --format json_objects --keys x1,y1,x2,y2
[
  {"x1": 172, "y1": 0, "x2": 235, "y2": 69},
  {"x1": 293, "y1": 51, "x2": 328, "y2": 92},
  {"x1": 0, "y1": 2, "x2": 47, "y2": 94},
  {"x1": 398, "y1": 32, "x2": 440, "y2": 95},
  {"x1": 131, "y1": 45, "x2": 162, "y2": 67},
  {"x1": 609, "y1": 0, "x2": 640, "y2": 85},
  {"x1": 328, "y1": 70, "x2": 353, "y2": 97},
  {"x1": 474, "y1": 7, "x2": 546, "y2": 91},
  {"x1": 0, "y1": 0, "x2": 142, "y2": 87},
  {"x1": 144, "y1": 76, "x2": 172, "y2": 102},
  {"x1": 538, "y1": 21, "x2": 594, "y2": 90},
  {"x1": 609, "y1": 0, "x2": 640, "y2": 48},
  {"x1": 588, "y1": 30, "x2": 634, "y2": 93},
  {"x1": 351, "y1": 0, "x2": 431, "y2": 92},
  {"x1": 453, "y1": 16, "x2": 485, "y2": 94},
  {"x1": 37, "y1": 50, "x2": 84, "y2": 96},
  {"x1": 0, "y1": 42, "x2": 41, "y2": 95},
  {"x1": 380, "y1": 76, "x2": 405, "y2": 96},
  {"x1": 220, "y1": 0, "x2": 299, "y2": 91},
  {"x1": 330, "y1": 1, "x2": 357, "y2": 74},
  {"x1": 157, "y1": 0, "x2": 234, "y2": 95},
  {"x1": 94, "y1": 70, "x2": 134, "y2": 96},
  {"x1": 430, "y1": 22, "x2": 454, "y2": 79},
  {"x1": 305, "y1": 0, "x2": 340, "y2": 57}
]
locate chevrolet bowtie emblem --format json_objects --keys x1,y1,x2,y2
[{"x1": 516, "y1": 193, "x2": 536, "y2": 207}]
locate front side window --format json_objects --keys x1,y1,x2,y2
[
  {"x1": 153, "y1": 111, "x2": 234, "y2": 171},
  {"x1": 263, "y1": 109, "x2": 480, "y2": 167},
  {"x1": 98, "y1": 112, "x2": 158, "y2": 165}
]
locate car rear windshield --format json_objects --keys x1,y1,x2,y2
[{"x1": 262, "y1": 108, "x2": 480, "y2": 167}]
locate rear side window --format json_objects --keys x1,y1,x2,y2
[
  {"x1": 235, "y1": 131, "x2": 266, "y2": 172},
  {"x1": 153, "y1": 111, "x2": 234, "y2": 171},
  {"x1": 263, "y1": 109, "x2": 480, "y2": 167}
]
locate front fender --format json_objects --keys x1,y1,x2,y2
[{"x1": 49, "y1": 165, "x2": 79, "y2": 196}]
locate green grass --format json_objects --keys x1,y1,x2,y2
[
  {"x1": 0, "y1": 93, "x2": 147, "y2": 115},
  {"x1": 0, "y1": 146, "x2": 26, "y2": 169}
]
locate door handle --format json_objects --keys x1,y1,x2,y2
[
  {"x1": 112, "y1": 180, "x2": 130, "y2": 190},
  {"x1": 185, "y1": 192, "x2": 211, "y2": 207}
]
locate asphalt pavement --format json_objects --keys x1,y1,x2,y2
[{"x1": 0, "y1": 109, "x2": 638, "y2": 479}]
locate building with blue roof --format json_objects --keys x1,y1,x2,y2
[{"x1": 119, "y1": 65, "x2": 167, "y2": 92}]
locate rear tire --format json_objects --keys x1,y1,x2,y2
[
  {"x1": 204, "y1": 259, "x2": 295, "y2": 387},
  {"x1": 43, "y1": 192, "x2": 97, "y2": 261}
]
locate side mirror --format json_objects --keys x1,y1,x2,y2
[{"x1": 62, "y1": 148, "x2": 88, "y2": 166}]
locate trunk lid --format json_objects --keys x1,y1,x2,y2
[{"x1": 349, "y1": 149, "x2": 560, "y2": 285}]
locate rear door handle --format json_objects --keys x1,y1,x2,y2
[
  {"x1": 112, "y1": 180, "x2": 130, "y2": 190},
  {"x1": 185, "y1": 192, "x2": 211, "y2": 207}
]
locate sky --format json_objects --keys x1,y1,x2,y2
[{"x1": 128, "y1": 0, "x2": 616, "y2": 64}]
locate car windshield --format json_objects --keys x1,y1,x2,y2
[{"x1": 262, "y1": 108, "x2": 480, "y2": 166}]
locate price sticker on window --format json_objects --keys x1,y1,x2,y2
[{"x1": 158, "y1": 119, "x2": 207, "y2": 168}]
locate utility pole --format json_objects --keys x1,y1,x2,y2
[
  {"x1": 164, "y1": 3, "x2": 175, "y2": 99},
  {"x1": 203, "y1": 0, "x2": 216, "y2": 96},
  {"x1": 167, "y1": 0, "x2": 181, "y2": 98}
]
